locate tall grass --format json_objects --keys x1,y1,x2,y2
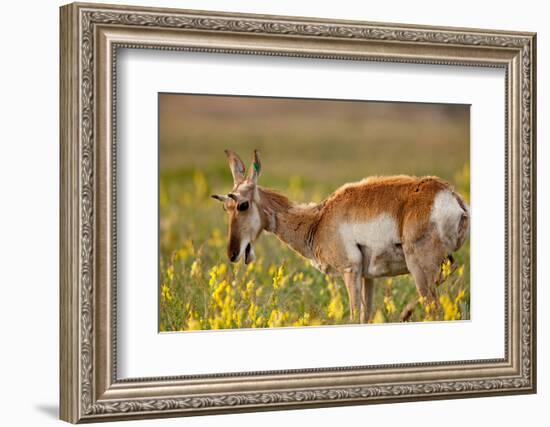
[{"x1": 159, "y1": 166, "x2": 470, "y2": 331}]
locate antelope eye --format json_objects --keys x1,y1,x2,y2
[{"x1": 237, "y1": 201, "x2": 249, "y2": 212}]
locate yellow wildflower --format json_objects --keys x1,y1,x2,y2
[
  {"x1": 176, "y1": 239, "x2": 195, "y2": 260},
  {"x1": 372, "y1": 310, "x2": 385, "y2": 324},
  {"x1": 187, "y1": 319, "x2": 202, "y2": 330},
  {"x1": 455, "y1": 289, "x2": 466, "y2": 304},
  {"x1": 248, "y1": 303, "x2": 258, "y2": 324},
  {"x1": 209, "y1": 263, "x2": 227, "y2": 288},
  {"x1": 255, "y1": 315, "x2": 266, "y2": 328},
  {"x1": 166, "y1": 265, "x2": 174, "y2": 282},
  {"x1": 272, "y1": 265, "x2": 285, "y2": 289},
  {"x1": 245, "y1": 261, "x2": 257, "y2": 276},
  {"x1": 213, "y1": 280, "x2": 229, "y2": 308},
  {"x1": 243, "y1": 280, "x2": 255, "y2": 299},
  {"x1": 161, "y1": 284, "x2": 172, "y2": 302},
  {"x1": 293, "y1": 312, "x2": 311, "y2": 327},
  {"x1": 187, "y1": 311, "x2": 202, "y2": 330},
  {"x1": 423, "y1": 299, "x2": 437, "y2": 321},
  {"x1": 440, "y1": 258, "x2": 452, "y2": 283},
  {"x1": 440, "y1": 294, "x2": 460, "y2": 321},
  {"x1": 293, "y1": 272, "x2": 305, "y2": 283},
  {"x1": 383, "y1": 296, "x2": 396, "y2": 314},
  {"x1": 328, "y1": 296, "x2": 344, "y2": 322},
  {"x1": 233, "y1": 308, "x2": 244, "y2": 328},
  {"x1": 268, "y1": 309, "x2": 289, "y2": 327},
  {"x1": 190, "y1": 259, "x2": 202, "y2": 278}
]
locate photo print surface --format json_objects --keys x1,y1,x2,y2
[{"x1": 158, "y1": 94, "x2": 470, "y2": 332}]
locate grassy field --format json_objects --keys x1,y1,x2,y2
[{"x1": 159, "y1": 94, "x2": 470, "y2": 331}]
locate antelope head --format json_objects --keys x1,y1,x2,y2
[{"x1": 211, "y1": 149, "x2": 264, "y2": 264}]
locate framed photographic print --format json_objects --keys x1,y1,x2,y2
[{"x1": 59, "y1": 2, "x2": 537, "y2": 423}]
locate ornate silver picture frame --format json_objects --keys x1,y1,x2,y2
[{"x1": 60, "y1": 2, "x2": 536, "y2": 423}]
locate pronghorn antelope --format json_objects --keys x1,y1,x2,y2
[{"x1": 212, "y1": 149, "x2": 470, "y2": 323}]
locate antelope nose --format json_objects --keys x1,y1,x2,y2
[{"x1": 229, "y1": 252, "x2": 238, "y2": 263}]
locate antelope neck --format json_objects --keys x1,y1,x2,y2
[{"x1": 258, "y1": 187, "x2": 322, "y2": 260}]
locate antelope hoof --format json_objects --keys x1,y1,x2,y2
[{"x1": 400, "y1": 301, "x2": 417, "y2": 322}]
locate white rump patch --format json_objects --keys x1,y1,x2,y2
[{"x1": 430, "y1": 190, "x2": 465, "y2": 251}]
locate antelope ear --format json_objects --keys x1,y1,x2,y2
[
  {"x1": 211, "y1": 194, "x2": 228, "y2": 202},
  {"x1": 247, "y1": 149, "x2": 261, "y2": 184},
  {"x1": 225, "y1": 149, "x2": 246, "y2": 185}
]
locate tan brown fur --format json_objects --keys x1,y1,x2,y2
[
  {"x1": 314, "y1": 175, "x2": 454, "y2": 261},
  {"x1": 319, "y1": 175, "x2": 450, "y2": 242},
  {"x1": 257, "y1": 187, "x2": 325, "y2": 262}
]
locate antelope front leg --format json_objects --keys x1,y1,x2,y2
[
  {"x1": 343, "y1": 269, "x2": 362, "y2": 323},
  {"x1": 360, "y1": 277, "x2": 374, "y2": 323}
]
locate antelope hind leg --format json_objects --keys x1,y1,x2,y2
[
  {"x1": 401, "y1": 231, "x2": 449, "y2": 321},
  {"x1": 402, "y1": 254, "x2": 459, "y2": 321},
  {"x1": 399, "y1": 257, "x2": 432, "y2": 322}
]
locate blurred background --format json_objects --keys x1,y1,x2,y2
[{"x1": 159, "y1": 94, "x2": 470, "y2": 331}]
